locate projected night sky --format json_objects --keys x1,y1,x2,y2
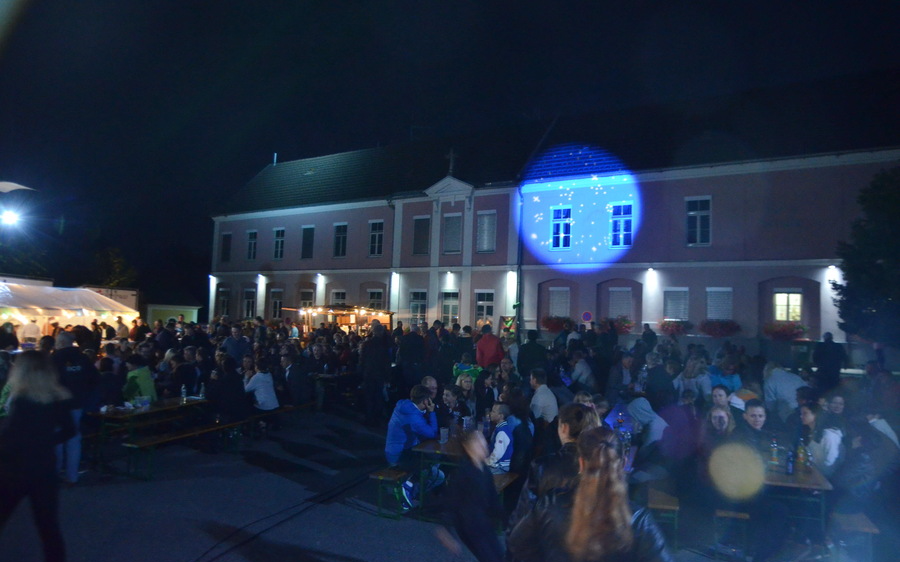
[{"x1": 519, "y1": 145, "x2": 642, "y2": 273}]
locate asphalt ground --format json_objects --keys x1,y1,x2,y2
[{"x1": 0, "y1": 407, "x2": 894, "y2": 562}]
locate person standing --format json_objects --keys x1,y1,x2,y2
[
  {"x1": 0, "y1": 350, "x2": 76, "y2": 562},
  {"x1": 812, "y1": 332, "x2": 846, "y2": 392},
  {"x1": 476, "y1": 324, "x2": 504, "y2": 369},
  {"x1": 51, "y1": 331, "x2": 98, "y2": 485}
]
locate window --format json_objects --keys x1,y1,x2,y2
[
  {"x1": 369, "y1": 221, "x2": 384, "y2": 256},
  {"x1": 301, "y1": 226, "x2": 314, "y2": 259},
  {"x1": 216, "y1": 287, "x2": 230, "y2": 317},
  {"x1": 242, "y1": 288, "x2": 256, "y2": 319},
  {"x1": 476, "y1": 211, "x2": 497, "y2": 253},
  {"x1": 774, "y1": 290, "x2": 802, "y2": 322},
  {"x1": 331, "y1": 291, "x2": 346, "y2": 305},
  {"x1": 441, "y1": 291, "x2": 459, "y2": 326},
  {"x1": 333, "y1": 223, "x2": 347, "y2": 258},
  {"x1": 551, "y1": 206, "x2": 572, "y2": 250},
  {"x1": 273, "y1": 228, "x2": 285, "y2": 260},
  {"x1": 663, "y1": 289, "x2": 689, "y2": 320},
  {"x1": 475, "y1": 291, "x2": 494, "y2": 324},
  {"x1": 367, "y1": 289, "x2": 384, "y2": 309},
  {"x1": 410, "y1": 291, "x2": 427, "y2": 326},
  {"x1": 270, "y1": 289, "x2": 284, "y2": 319},
  {"x1": 246, "y1": 231, "x2": 257, "y2": 260},
  {"x1": 220, "y1": 233, "x2": 232, "y2": 263},
  {"x1": 443, "y1": 214, "x2": 462, "y2": 254},
  {"x1": 608, "y1": 288, "x2": 633, "y2": 319},
  {"x1": 706, "y1": 287, "x2": 733, "y2": 320},
  {"x1": 299, "y1": 290, "x2": 314, "y2": 307},
  {"x1": 610, "y1": 202, "x2": 633, "y2": 248},
  {"x1": 549, "y1": 287, "x2": 570, "y2": 318},
  {"x1": 413, "y1": 217, "x2": 431, "y2": 255},
  {"x1": 686, "y1": 197, "x2": 711, "y2": 246}
]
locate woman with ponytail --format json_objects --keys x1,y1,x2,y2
[{"x1": 508, "y1": 426, "x2": 671, "y2": 562}]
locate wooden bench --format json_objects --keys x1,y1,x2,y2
[
  {"x1": 712, "y1": 509, "x2": 750, "y2": 561},
  {"x1": 492, "y1": 472, "x2": 519, "y2": 494},
  {"x1": 647, "y1": 488, "x2": 680, "y2": 549},
  {"x1": 831, "y1": 512, "x2": 879, "y2": 562},
  {"x1": 369, "y1": 467, "x2": 409, "y2": 518},
  {"x1": 122, "y1": 419, "x2": 246, "y2": 479}
]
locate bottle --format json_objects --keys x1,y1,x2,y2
[
  {"x1": 180, "y1": 384, "x2": 187, "y2": 404},
  {"x1": 796, "y1": 437, "x2": 807, "y2": 468},
  {"x1": 785, "y1": 448, "x2": 795, "y2": 475},
  {"x1": 199, "y1": 382, "x2": 206, "y2": 400},
  {"x1": 769, "y1": 437, "x2": 780, "y2": 464}
]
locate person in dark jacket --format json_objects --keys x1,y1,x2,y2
[
  {"x1": 508, "y1": 426, "x2": 672, "y2": 562},
  {"x1": 0, "y1": 350, "x2": 76, "y2": 562},
  {"x1": 52, "y1": 331, "x2": 99, "y2": 485},
  {"x1": 435, "y1": 430, "x2": 505, "y2": 562},
  {"x1": 206, "y1": 355, "x2": 249, "y2": 423},
  {"x1": 361, "y1": 323, "x2": 392, "y2": 425}
]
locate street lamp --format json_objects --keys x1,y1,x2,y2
[{"x1": 1, "y1": 210, "x2": 19, "y2": 225}]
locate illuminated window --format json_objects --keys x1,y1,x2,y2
[
  {"x1": 333, "y1": 223, "x2": 347, "y2": 258},
  {"x1": 331, "y1": 291, "x2": 346, "y2": 305},
  {"x1": 774, "y1": 290, "x2": 802, "y2": 321},
  {"x1": 301, "y1": 226, "x2": 314, "y2": 259},
  {"x1": 610, "y1": 202, "x2": 633, "y2": 248},
  {"x1": 220, "y1": 233, "x2": 232, "y2": 263},
  {"x1": 441, "y1": 291, "x2": 459, "y2": 326},
  {"x1": 410, "y1": 291, "x2": 427, "y2": 325},
  {"x1": 367, "y1": 289, "x2": 384, "y2": 309},
  {"x1": 246, "y1": 231, "x2": 258, "y2": 260},
  {"x1": 413, "y1": 217, "x2": 430, "y2": 255},
  {"x1": 475, "y1": 291, "x2": 494, "y2": 324},
  {"x1": 216, "y1": 287, "x2": 230, "y2": 317},
  {"x1": 443, "y1": 214, "x2": 462, "y2": 254},
  {"x1": 686, "y1": 197, "x2": 711, "y2": 246},
  {"x1": 270, "y1": 289, "x2": 283, "y2": 319},
  {"x1": 551, "y1": 206, "x2": 572, "y2": 250},
  {"x1": 273, "y1": 228, "x2": 285, "y2": 260},
  {"x1": 369, "y1": 221, "x2": 384, "y2": 257},
  {"x1": 476, "y1": 211, "x2": 497, "y2": 253},
  {"x1": 663, "y1": 289, "x2": 689, "y2": 320}
]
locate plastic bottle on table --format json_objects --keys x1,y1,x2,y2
[{"x1": 180, "y1": 384, "x2": 187, "y2": 404}]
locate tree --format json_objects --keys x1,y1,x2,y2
[
  {"x1": 93, "y1": 247, "x2": 138, "y2": 287},
  {"x1": 833, "y1": 167, "x2": 900, "y2": 349}
]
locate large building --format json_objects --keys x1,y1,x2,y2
[{"x1": 210, "y1": 74, "x2": 900, "y2": 347}]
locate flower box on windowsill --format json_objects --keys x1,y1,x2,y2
[
  {"x1": 762, "y1": 321, "x2": 807, "y2": 341},
  {"x1": 598, "y1": 315, "x2": 634, "y2": 335},
  {"x1": 659, "y1": 319, "x2": 693, "y2": 337}
]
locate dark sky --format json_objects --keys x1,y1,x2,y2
[{"x1": 1, "y1": 1, "x2": 899, "y2": 302}]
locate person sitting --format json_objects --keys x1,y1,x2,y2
[
  {"x1": 122, "y1": 354, "x2": 157, "y2": 404},
  {"x1": 730, "y1": 398, "x2": 772, "y2": 455},
  {"x1": 455, "y1": 372, "x2": 477, "y2": 416},
  {"x1": 385, "y1": 384, "x2": 440, "y2": 509},
  {"x1": 763, "y1": 361, "x2": 806, "y2": 427},
  {"x1": 486, "y1": 403, "x2": 514, "y2": 474},
  {"x1": 628, "y1": 397, "x2": 671, "y2": 484},
  {"x1": 244, "y1": 357, "x2": 280, "y2": 414},
  {"x1": 507, "y1": 426, "x2": 673, "y2": 562},
  {"x1": 437, "y1": 385, "x2": 471, "y2": 428},
  {"x1": 799, "y1": 403, "x2": 844, "y2": 477},
  {"x1": 567, "y1": 349, "x2": 595, "y2": 394},
  {"x1": 700, "y1": 405, "x2": 736, "y2": 455},
  {"x1": 708, "y1": 358, "x2": 742, "y2": 393}
]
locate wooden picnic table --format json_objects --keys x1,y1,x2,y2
[{"x1": 764, "y1": 462, "x2": 833, "y2": 536}]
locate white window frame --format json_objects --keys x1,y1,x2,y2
[
  {"x1": 367, "y1": 289, "x2": 384, "y2": 309},
  {"x1": 330, "y1": 290, "x2": 347, "y2": 305},
  {"x1": 242, "y1": 288, "x2": 256, "y2": 319},
  {"x1": 475, "y1": 210, "x2": 497, "y2": 253},
  {"x1": 369, "y1": 220, "x2": 384, "y2": 257},
  {"x1": 663, "y1": 288, "x2": 689, "y2": 321},
  {"x1": 550, "y1": 206, "x2": 572, "y2": 251},
  {"x1": 441, "y1": 291, "x2": 460, "y2": 326},
  {"x1": 773, "y1": 288, "x2": 802, "y2": 322},
  {"x1": 609, "y1": 201, "x2": 633, "y2": 249},
  {"x1": 300, "y1": 225, "x2": 315, "y2": 259},
  {"x1": 298, "y1": 290, "x2": 314, "y2": 308},
  {"x1": 273, "y1": 228, "x2": 285, "y2": 260},
  {"x1": 409, "y1": 290, "x2": 427, "y2": 326},
  {"x1": 216, "y1": 287, "x2": 231, "y2": 317},
  {"x1": 705, "y1": 287, "x2": 733, "y2": 320},
  {"x1": 442, "y1": 213, "x2": 463, "y2": 254},
  {"x1": 246, "y1": 230, "x2": 258, "y2": 260},
  {"x1": 333, "y1": 222, "x2": 348, "y2": 258},
  {"x1": 270, "y1": 288, "x2": 284, "y2": 319},
  {"x1": 686, "y1": 196, "x2": 712, "y2": 247},
  {"x1": 474, "y1": 290, "x2": 495, "y2": 324},
  {"x1": 412, "y1": 216, "x2": 431, "y2": 255}
]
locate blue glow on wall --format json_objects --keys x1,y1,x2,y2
[{"x1": 519, "y1": 145, "x2": 642, "y2": 273}]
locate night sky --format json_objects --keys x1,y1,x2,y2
[{"x1": 1, "y1": 1, "x2": 899, "y2": 306}]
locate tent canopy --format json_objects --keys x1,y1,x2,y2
[{"x1": 0, "y1": 282, "x2": 138, "y2": 326}]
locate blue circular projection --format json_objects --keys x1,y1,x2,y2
[{"x1": 519, "y1": 144, "x2": 642, "y2": 273}]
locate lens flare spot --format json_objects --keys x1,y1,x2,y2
[{"x1": 708, "y1": 443, "x2": 765, "y2": 501}]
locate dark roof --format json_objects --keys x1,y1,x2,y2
[{"x1": 220, "y1": 69, "x2": 900, "y2": 216}]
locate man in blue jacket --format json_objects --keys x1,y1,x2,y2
[{"x1": 385, "y1": 384, "x2": 441, "y2": 508}]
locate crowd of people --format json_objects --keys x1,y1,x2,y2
[{"x1": 0, "y1": 314, "x2": 897, "y2": 561}]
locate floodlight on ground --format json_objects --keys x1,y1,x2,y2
[{"x1": 1, "y1": 210, "x2": 19, "y2": 225}]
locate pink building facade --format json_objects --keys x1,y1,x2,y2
[{"x1": 210, "y1": 146, "x2": 900, "y2": 345}]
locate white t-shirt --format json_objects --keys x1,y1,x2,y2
[{"x1": 245, "y1": 371, "x2": 280, "y2": 411}]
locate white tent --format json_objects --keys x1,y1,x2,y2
[{"x1": 0, "y1": 282, "x2": 139, "y2": 330}]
